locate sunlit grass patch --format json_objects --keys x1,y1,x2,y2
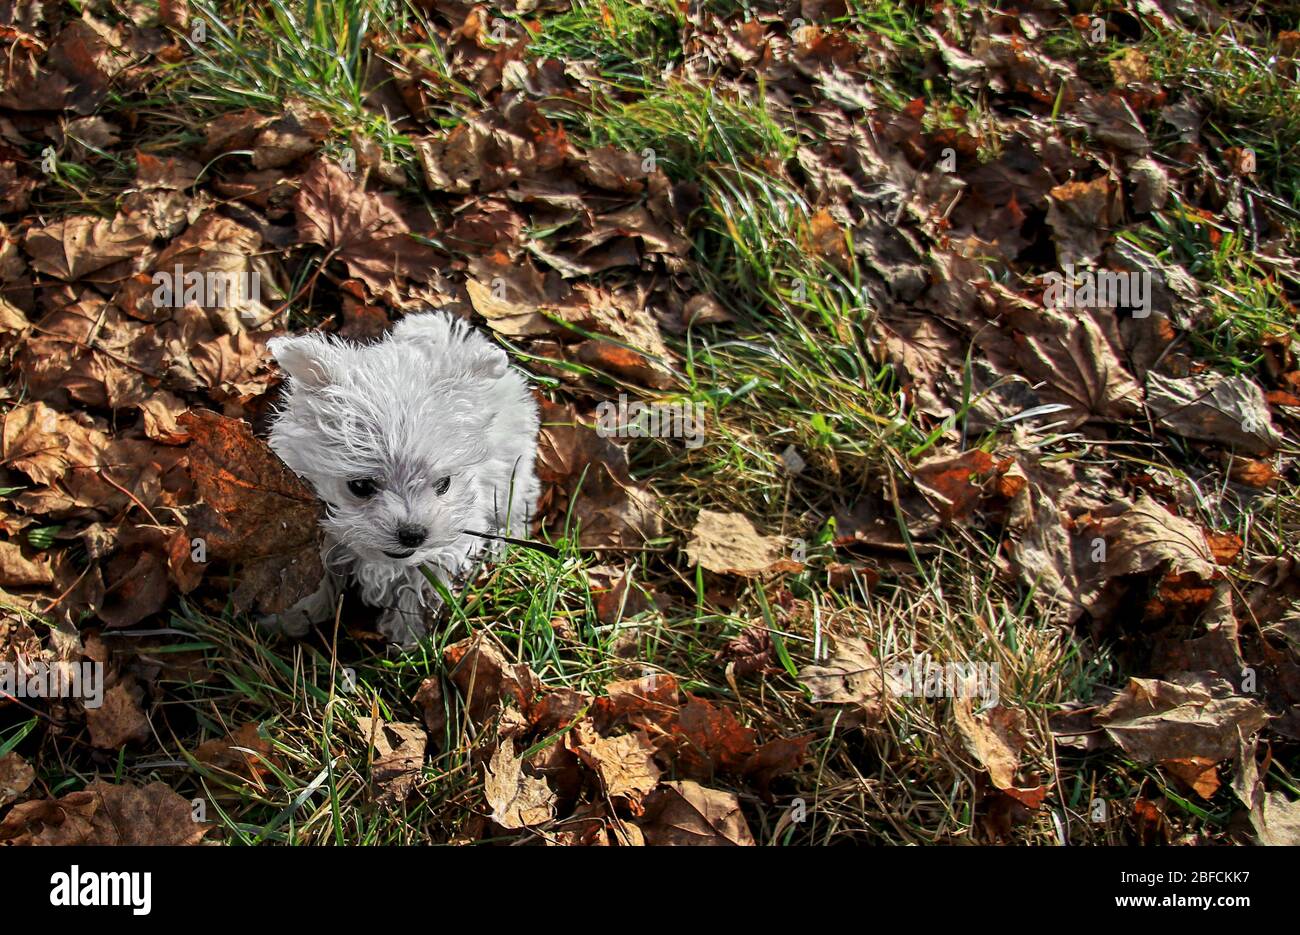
[
  {"x1": 1118, "y1": 195, "x2": 1299, "y2": 377},
  {"x1": 1141, "y1": 20, "x2": 1300, "y2": 208},
  {"x1": 555, "y1": 77, "x2": 798, "y2": 182},
  {"x1": 165, "y1": 0, "x2": 429, "y2": 163},
  {"x1": 177, "y1": 0, "x2": 391, "y2": 119},
  {"x1": 524, "y1": 0, "x2": 683, "y2": 83}
]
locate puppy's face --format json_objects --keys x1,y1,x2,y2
[
  {"x1": 310, "y1": 446, "x2": 477, "y2": 567},
  {"x1": 267, "y1": 326, "x2": 505, "y2": 567}
]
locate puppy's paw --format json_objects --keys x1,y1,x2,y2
[
  {"x1": 375, "y1": 605, "x2": 428, "y2": 649},
  {"x1": 257, "y1": 572, "x2": 340, "y2": 638},
  {"x1": 258, "y1": 609, "x2": 314, "y2": 638},
  {"x1": 377, "y1": 583, "x2": 443, "y2": 649}
]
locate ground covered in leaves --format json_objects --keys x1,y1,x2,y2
[{"x1": 1, "y1": 0, "x2": 1299, "y2": 845}]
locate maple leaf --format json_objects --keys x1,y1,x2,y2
[{"x1": 294, "y1": 157, "x2": 439, "y2": 298}]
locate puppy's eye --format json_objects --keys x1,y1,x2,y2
[
  {"x1": 433, "y1": 476, "x2": 451, "y2": 496},
  {"x1": 347, "y1": 478, "x2": 378, "y2": 499}
]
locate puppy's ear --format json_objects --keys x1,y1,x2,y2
[
  {"x1": 393, "y1": 311, "x2": 509, "y2": 380},
  {"x1": 462, "y1": 335, "x2": 509, "y2": 380},
  {"x1": 268, "y1": 333, "x2": 340, "y2": 389}
]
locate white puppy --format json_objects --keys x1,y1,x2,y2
[{"x1": 264, "y1": 311, "x2": 539, "y2": 646}]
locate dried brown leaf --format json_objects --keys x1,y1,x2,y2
[
  {"x1": 637, "y1": 781, "x2": 755, "y2": 846},
  {"x1": 1095, "y1": 677, "x2": 1269, "y2": 764},
  {"x1": 484, "y1": 738, "x2": 555, "y2": 829}
]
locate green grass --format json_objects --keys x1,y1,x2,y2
[
  {"x1": 536, "y1": 98, "x2": 918, "y2": 521},
  {"x1": 529, "y1": 59, "x2": 929, "y2": 520},
  {"x1": 523, "y1": 0, "x2": 684, "y2": 83},
  {"x1": 1032, "y1": 9, "x2": 1300, "y2": 384},
  {"x1": 1142, "y1": 20, "x2": 1300, "y2": 210},
  {"x1": 179, "y1": 0, "x2": 389, "y2": 120},
  {"x1": 1117, "y1": 198, "x2": 1298, "y2": 377},
  {"x1": 554, "y1": 78, "x2": 799, "y2": 182},
  {"x1": 843, "y1": 0, "x2": 933, "y2": 107},
  {"x1": 168, "y1": 0, "x2": 430, "y2": 159}
]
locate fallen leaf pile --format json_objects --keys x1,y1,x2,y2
[{"x1": 426, "y1": 633, "x2": 806, "y2": 844}]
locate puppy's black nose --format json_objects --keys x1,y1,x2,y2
[{"x1": 396, "y1": 526, "x2": 427, "y2": 548}]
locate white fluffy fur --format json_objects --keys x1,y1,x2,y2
[{"x1": 265, "y1": 311, "x2": 539, "y2": 646}]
